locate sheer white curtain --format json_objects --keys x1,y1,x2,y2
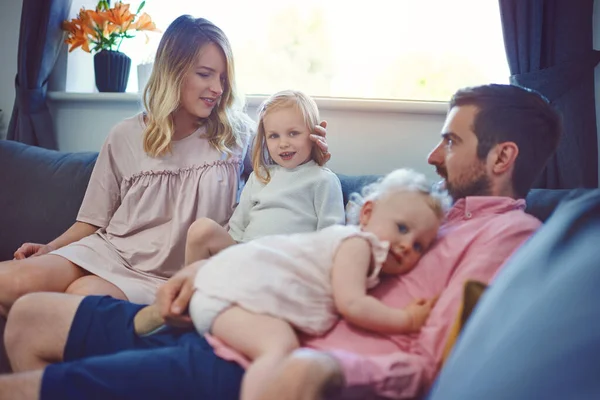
[{"x1": 64, "y1": 0, "x2": 509, "y2": 100}]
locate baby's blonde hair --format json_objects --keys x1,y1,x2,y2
[
  {"x1": 346, "y1": 168, "x2": 452, "y2": 225},
  {"x1": 142, "y1": 15, "x2": 252, "y2": 158},
  {"x1": 252, "y1": 90, "x2": 326, "y2": 184}
]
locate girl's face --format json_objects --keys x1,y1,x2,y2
[
  {"x1": 360, "y1": 191, "x2": 440, "y2": 275},
  {"x1": 179, "y1": 42, "x2": 227, "y2": 119},
  {"x1": 263, "y1": 106, "x2": 314, "y2": 169}
]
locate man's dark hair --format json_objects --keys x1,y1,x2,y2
[{"x1": 449, "y1": 84, "x2": 562, "y2": 199}]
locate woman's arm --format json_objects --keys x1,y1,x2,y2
[
  {"x1": 14, "y1": 221, "x2": 99, "y2": 259},
  {"x1": 332, "y1": 237, "x2": 433, "y2": 334},
  {"x1": 16, "y1": 125, "x2": 125, "y2": 260},
  {"x1": 47, "y1": 221, "x2": 100, "y2": 250}
]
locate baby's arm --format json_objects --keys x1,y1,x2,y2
[{"x1": 332, "y1": 237, "x2": 433, "y2": 334}]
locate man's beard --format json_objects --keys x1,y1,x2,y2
[{"x1": 438, "y1": 164, "x2": 492, "y2": 201}]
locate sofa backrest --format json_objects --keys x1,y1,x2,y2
[
  {"x1": 1, "y1": 140, "x2": 595, "y2": 261},
  {"x1": 0, "y1": 140, "x2": 97, "y2": 261}
]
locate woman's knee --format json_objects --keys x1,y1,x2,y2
[
  {"x1": 0, "y1": 261, "x2": 41, "y2": 310},
  {"x1": 0, "y1": 256, "x2": 83, "y2": 311}
]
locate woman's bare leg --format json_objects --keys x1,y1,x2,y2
[
  {"x1": 0, "y1": 256, "x2": 86, "y2": 316},
  {"x1": 65, "y1": 275, "x2": 127, "y2": 299},
  {"x1": 212, "y1": 307, "x2": 300, "y2": 400},
  {"x1": 4, "y1": 293, "x2": 84, "y2": 372},
  {"x1": 185, "y1": 218, "x2": 237, "y2": 265}
]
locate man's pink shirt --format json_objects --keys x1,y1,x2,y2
[{"x1": 207, "y1": 196, "x2": 541, "y2": 399}]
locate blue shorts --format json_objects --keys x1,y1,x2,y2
[{"x1": 41, "y1": 296, "x2": 244, "y2": 400}]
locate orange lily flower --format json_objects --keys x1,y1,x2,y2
[
  {"x1": 62, "y1": 1, "x2": 159, "y2": 54},
  {"x1": 132, "y1": 12, "x2": 159, "y2": 32},
  {"x1": 100, "y1": 2, "x2": 135, "y2": 31}
]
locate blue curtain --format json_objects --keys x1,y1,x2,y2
[
  {"x1": 7, "y1": 0, "x2": 73, "y2": 149},
  {"x1": 499, "y1": 0, "x2": 600, "y2": 188}
]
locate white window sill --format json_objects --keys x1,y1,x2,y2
[{"x1": 47, "y1": 92, "x2": 448, "y2": 115}]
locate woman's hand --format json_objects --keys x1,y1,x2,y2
[
  {"x1": 154, "y1": 262, "x2": 201, "y2": 328},
  {"x1": 13, "y1": 243, "x2": 55, "y2": 260},
  {"x1": 260, "y1": 349, "x2": 345, "y2": 400},
  {"x1": 311, "y1": 120, "x2": 331, "y2": 162}
]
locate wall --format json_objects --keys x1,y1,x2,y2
[
  {"x1": 0, "y1": 0, "x2": 22, "y2": 139},
  {"x1": 47, "y1": 93, "x2": 447, "y2": 180},
  {"x1": 2, "y1": 0, "x2": 599, "y2": 183}
]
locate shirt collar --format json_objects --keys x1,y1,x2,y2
[{"x1": 447, "y1": 196, "x2": 526, "y2": 222}]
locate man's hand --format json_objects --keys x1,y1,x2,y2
[
  {"x1": 260, "y1": 349, "x2": 345, "y2": 400},
  {"x1": 13, "y1": 243, "x2": 54, "y2": 260},
  {"x1": 154, "y1": 262, "x2": 201, "y2": 327},
  {"x1": 310, "y1": 121, "x2": 331, "y2": 163}
]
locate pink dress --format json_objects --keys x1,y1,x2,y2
[
  {"x1": 189, "y1": 224, "x2": 389, "y2": 336},
  {"x1": 51, "y1": 114, "x2": 251, "y2": 304}
]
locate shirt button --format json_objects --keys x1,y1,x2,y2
[{"x1": 466, "y1": 212, "x2": 472, "y2": 218}]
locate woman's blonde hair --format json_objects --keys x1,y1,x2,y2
[
  {"x1": 142, "y1": 15, "x2": 252, "y2": 157},
  {"x1": 252, "y1": 90, "x2": 326, "y2": 184},
  {"x1": 346, "y1": 168, "x2": 452, "y2": 225}
]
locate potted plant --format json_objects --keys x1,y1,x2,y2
[{"x1": 62, "y1": 0, "x2": 159, "y2": 93}]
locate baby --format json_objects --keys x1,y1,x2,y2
[{"x1": 135, "y1": 168, "x2": 450, "y2": 400}]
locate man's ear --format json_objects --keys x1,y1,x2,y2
[
  {"x1": 359, "y1": 200, "x2": 374, "y2": 226},
  {"x1": 490, "y1": 142, "x2": 519, "y2": 175}
]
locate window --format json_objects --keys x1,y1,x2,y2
[{"x1": 65, "y1": 0, "x2": 510, "y2": 101}]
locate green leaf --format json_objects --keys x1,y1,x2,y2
[{"x1": 136, "y1": 1, "x2": 146, "y2": 14}]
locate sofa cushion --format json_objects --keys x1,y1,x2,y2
[
  {"x1": 524, "y1": 188, "x2": 594, "y2": 222},
  {"x1": 336, "y1": 173, "x2": 381, "y2": 205},
  {"x1": 0, "y1": 140, "x2": 97, "y2": 261},
  {"x1": 1, "y1": 140, "x2": 594, "y2": 261}
]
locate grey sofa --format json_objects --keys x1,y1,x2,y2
[
  {"x1": 0, "y1": 139, "x2": 586, "y2": 261},
  {"x1": 0, "y1": 138, "x2": 598, "y2": 389}
]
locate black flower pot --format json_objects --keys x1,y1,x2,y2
[{"x1": 93, "y1": 50, "x2": 132, "y2": 93}]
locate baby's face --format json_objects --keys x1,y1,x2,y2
[{"x1": 360, "y1": 191, "x2": 441, "y2": 275}]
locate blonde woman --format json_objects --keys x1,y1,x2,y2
[
  {"x1": 183, "y1": 90, "x2": 344, "y2": 265},
  {"x1": 0, "y1": 16, "x2": 330, "y2": 311}
]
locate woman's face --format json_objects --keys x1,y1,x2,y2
[{"x1": 179, "y1": 42, "x2": 227, "y2": 119}]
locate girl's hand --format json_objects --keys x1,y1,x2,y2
[
  {"x1": 311, "y1": 120, "x2": 331, "y2": 162},
  {"x1": 406, "y1": 296, "x2": 438, "y2": 331},
  {"x1": 154, "y1": 262, "x2": 200, "y2": 328},
  {"x1": 13, "y1": 243, "x2": 55, "y2": 260}
]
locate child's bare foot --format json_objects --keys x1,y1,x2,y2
[{"x1": 134, "y1": 304, "x2": 165, "y2": 335}]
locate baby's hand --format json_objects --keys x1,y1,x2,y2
[{"x1": 405, "y1": 296, "x2": 438, "y2": 332}]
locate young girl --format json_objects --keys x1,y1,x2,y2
[
  {"x1": 183, "y1": 90, "x2": 345, "y2": 265},
  {"x1": 0, "y1": 15, "x2": 329, "y2": 311},
  {"x1": 134, "y1": 168, "x2": 451, "y2": 400}
]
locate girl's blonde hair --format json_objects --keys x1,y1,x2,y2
[
  {"x1": 142, "y1": 15, "x2": 252, "y2": 157},
  {"x1": 252, "y1": 90, "x2": 326, "y2": 184},
  {"x1": 346, "y1": 168, "x2": 452, "y2": 225}
]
